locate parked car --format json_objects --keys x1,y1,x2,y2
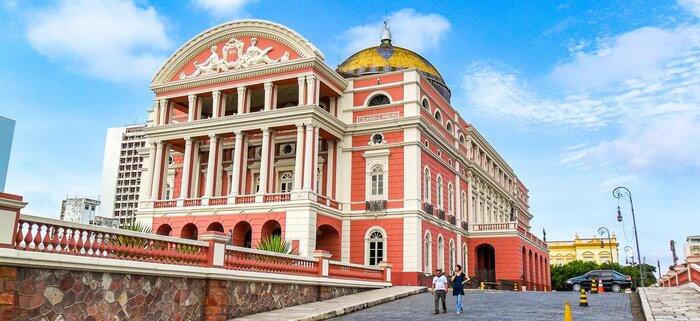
[{"x1": 565, "y1": 270, "x2": 634, "y2": 293}]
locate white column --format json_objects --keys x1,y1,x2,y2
[
  {"x1": 159, "y1": 99, "x2": 168, "y2": 125},
  {"x1": 303, "y1": 123, "x2": 314, "y2": 190},
  {"x1": 293, "y1": 124, "x2": 304, "y2": 191},
  {"x1": 334, "y1": 141, "x2": 342, "y2": 200},
  {"x1": 325, "y1": 140, "x2": 334, "y2": 197},
  {"x1": 230, "y1": 131, "x2": 244, "y2": 196},
  {"x1": 152, "y1": 100, "x2": 160, "y2": 125},
  {"x1": 150, "y1": 141, "x2": 164, "y2": 200},
  {"x1": 455, "y1": 170, "x2": 462, "y2": 224},
  {"x1": 312, "y1": 126, "x2": 320, "y2": 192},
  {"x1": 221, "y1": 93, "x2": 228, "y2": 117},
  {"x1": 329, "y1": 97, "x2": 337, "y2": 115},
  {"x1": 179, "y1": 137, "x2": 193, "y2": 200},
  {"x1": 263, "y1": 82, "x2": 273, "y2": 111},
  {"x1": 142, "y1": 141, "x2": 157, "y2": 201},
  {"x1": 187, "y1": 94, "x2": 197, "y2": 122},
  {"x1": 305, "y1": 75, "x2": 316, "y2": 105},
  {"x1": 237, "y1": 87, "x2": 246, "y2": 114},
  {"x1": 192, "y1": 141, "x2": 201, "y2": 197},
  {"x1": 297, "y1": 76, "x2": 306, "y2": 106},
  {"x1": 272, "y1": 84, "x2": 278, "y2": 110},
  {"x1": 212, "y1": 90, "x2": 221, "y2": 118},
  {"x1": 215, "y1": 141, "x2": 224, "y2": 196},
  {"x1": 204, "y1": 134, "x2": 218, "y2": 198},
  {"x1": 258, "y1": 128, "x2": 271, "y2": 194}
]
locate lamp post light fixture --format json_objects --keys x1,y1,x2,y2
[
  {"x1": 613, "y1": 186, "x2": 644, "y2": 287},
  {"x1": 624, "y1": 246, "x2": 635, "y2": 265},
  {"x1": 598, "y1": 227, "x2": 615, "y2": 268}
]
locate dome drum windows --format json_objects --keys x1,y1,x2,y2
[{"x1": 367, "y1": 93, "x2": 391, "y2": 107}]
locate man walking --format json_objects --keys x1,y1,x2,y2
[{"x1": 431, "y1": 268, "x2": 448, "y2": 314}]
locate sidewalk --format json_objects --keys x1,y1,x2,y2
[
  {"x1": 639, "y1": 284, "x2": 700, "y2": 320},
  {"x1": 234, "y1": 286, "x2": 427, "y2": 321}
]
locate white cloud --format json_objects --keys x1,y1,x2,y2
[
  {"x1": 339, "y1": 9, "x2": 450, "y2": 56},
  {"x1": 26, "y1": 0, "x2": 172, "y2": 82},
  {"x1": 550, "y1": 26, "x2": 691, "y2": 91},
  {"x1": 679, "y1": 0, "x2": 700, "y2": 18},
  {"x1": 193, "y1": 0, "x2": 253, "y2": 17}
]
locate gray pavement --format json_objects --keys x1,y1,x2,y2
[
  {"x1": 640, "y1": 285, "x2": 700, "y2": 320},
  {"x1": 332, "y1": 290, "x2": 634, "y2": 321}
]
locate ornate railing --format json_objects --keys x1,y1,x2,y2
[
  {"x1": 448, "y1": 215, "x2": 456, "y2": 225},
  {"x1": 366, "y1": 200, "x2": 387, "y2": 212},
  {"x1": 461, "y1": 221, "x2": 468, "y2": 230},
  {"x1": 153, "y1": 200, "x2": 177, "y2": 208},
  {"x1": 235, "y1": 195, "x2": 255, "y2": 204},
  {"x1": 328, "y1": 261, "x2": 384, "y2": 281},
  {"x1": 13, "y1": 215, "x2": 208, "y2": 266},
  {"x1": 471, "y1": 222, "x2": 517, "y2": 231},
  {"x1": 183, "y1": 198, "x2": 202, "y2": 207},
  {"x1": 263, "y1": 193, "x2": 291, "y2": 203},
  {"x1": 437, "y1": 210, "x2": 446, "y2": 220},
  {"x1": 208, "y1": 197, "x2": 228, "y2": 206},
  {"x1": 224, "y1": 246, "x2": 317, "y2": 276},
  {"x1": 423, "y1": 203, "x2": 434, "y2": 215}
]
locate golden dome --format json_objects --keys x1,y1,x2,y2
[{"x1": 336, "y1": 25, "x2": 451, "y2": 101}]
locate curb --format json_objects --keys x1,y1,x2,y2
[
  {"x1": 637, "y1": 288, "x2": 655, "y2": 321},
  {"x1": 296, "y1": 287, "x2": 428, "y2": 321}
]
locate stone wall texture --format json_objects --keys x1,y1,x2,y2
[
  {"x1": 7, "y1": 266, "x2": 371, "y2": 320},
  {"x1": 226, "y1": 282, "x2": 365, "y2": 318},
  {"x1": 14, "y1": 268, "x2": 204, "y2": 321}
]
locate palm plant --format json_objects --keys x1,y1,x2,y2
[{"x1": 254, "y1": 234, "x2": 295, "y2": 254}]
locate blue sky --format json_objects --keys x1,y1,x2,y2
[{"x1": 1, "y1": 0, "x2": 699, "y2": 273}]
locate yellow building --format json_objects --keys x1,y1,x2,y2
[{"x1": 547, "y1": 234, "x2": 619, "y2": 265}]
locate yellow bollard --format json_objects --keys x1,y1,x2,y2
[
  {"x1": 480, "y1": 281, "x2": 485, "y2": 289},
  {"x1": 544, "y1": 285, "x2": 547, "y2": 292},
  {"x1": 564, "y1": 301, "x2": 573, "y2": 321},
  {"x1": 514, "y1": 282, "x2": 519, "y2": 291},
  {"x1": 579, "y1": 289, "x2": 588, "y2": 307},
  {"x1": 590, "y1": 279, "x2": 597, "y2": 294}
]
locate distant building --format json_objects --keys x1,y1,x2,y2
[
  {"x1": 547, "y1": 234, "x2": 619, "y2": 265},
  {"x1": 98, "y1": 125, "x2": 146, "y2": 227},
  {"x1": 685, "y1": 235, "x2": 700, "y2": 258},
  {"x1": 0, "y1": 116, "x2": 15, "y2": 192},
  {"x1": 60, "y1": 197, "x2": 101, "y2": 224}
]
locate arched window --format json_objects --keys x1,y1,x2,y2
[
  {"x1": 449, "y1": 240, "x2": 455, "y2": 272},
  {"x1": 279, "y1": 172, "x2": 293, "y2": 193},
  {"x1": 446, "y1": 121, "x2": 452, "y2": 132},
  {"x1": 423, "y1": 168, "x2": 431, "y2": 203},
  {"x1": 368, "y1": 94, "x2": 390, "y2": 106},
  {"x1": 434, "y1": 110, "x2": 442, "y2": 123},
  {"x1": 461, "y1": 192, "x2": 467, "y2": 221},
  {"x1": 436, "y1": 176, "x2": 444, "y2": 210},
  {"x1": 370, "y1": 165, "x2": 384, "y2": 196},
  {"x1": 421, "y1": 98, "x2": 430, "y2": 110},
  {"x1": 462, "y1": 244, "x2": 468, "y2": 271},
  {"x1": 424, "y1": 232, "x2": 432, "y2": 273},
  {"x1": 437, "y1": 235, "x2": 445, "y2": 271},
  {"x1": 459, "y1": 134, "x2": 465, "y2": 144},
  {"x1": 448, "y1": 183, "x2": 454, "y2": 215},
  {"x1": 367, "y1": 229, "x2": 386, "y2": 266}
]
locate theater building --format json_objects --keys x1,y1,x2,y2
[{"x1": 136, "y1": 19, "x2": 550, "y2": 288}]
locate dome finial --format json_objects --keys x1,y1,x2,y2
[{"x1": 381, "y1": 18, "x2": 392, "y2": 46}]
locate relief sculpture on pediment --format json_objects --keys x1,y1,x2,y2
[{"x1": 179, "y1": 37, "x2": 290, "y2": 80}]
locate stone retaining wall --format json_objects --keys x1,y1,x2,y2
[{"x1": 4, "y1": 266, "x2": 371, "y2": 321}]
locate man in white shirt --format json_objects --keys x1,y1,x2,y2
[{"x1": 431, "y1": 268, "x2": 449, "y2": 314}]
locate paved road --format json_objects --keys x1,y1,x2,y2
[{"x1": 333, "y1": 290, "x2": 633, "y2": 321}]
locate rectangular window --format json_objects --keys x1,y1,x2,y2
[{"x1": 371, "y1": 175, "x2": 384, "y2": 195}]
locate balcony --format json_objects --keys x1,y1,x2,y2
[
  {"x1": 448, "y1": 215, "x2": 456, "y2": 225},
  {"x1": 150, "y1": 192, "x2": 340, "y2": 211},
  {"x1": 366, "y1": 200, "x2": 387, "y2": 212},
  {"x1": 461, "y1": 221, "x2": 468, "y2": 230},
  {"x1": 470, "y1": 222, "x2": 517, "y2": 231},
  {"x1": 437, "y1": 210, "x2": 446, "y2": 220},
  {"x1": 423, "y1": 203, "x2": 434, "y2": 215}
]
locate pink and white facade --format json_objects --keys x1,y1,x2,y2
[{"x1": 136, "y1": 20, "x2": 549, "y2": 288}]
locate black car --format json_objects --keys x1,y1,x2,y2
[{"x1": 565, "y1": 270, "x2": 634, "y2": 293}]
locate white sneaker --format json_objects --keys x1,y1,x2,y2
[{"x1": 457, "y1": 311, "x2": 462, "y2": 315}]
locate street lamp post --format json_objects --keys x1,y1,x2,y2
[
  {"x1": 624, "y1": 246, "x2": 635, "y2": 265},
  {"x1": 598, "y1": 227, "x2": 615, "y2": 268},
  {"x1": 613, "y1": 186, "x2": 644, "y2": 287}
]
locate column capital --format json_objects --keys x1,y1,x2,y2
[
  {"x1": 208, "y1": 133, "x2": 218, "y2": 140},
  {"x1": 155, "y1": 140, "x2": 164, "y2": 147},
  {"x1": 264, "y1": 82, "x2": 274, "y2": 89},
  {"x1": 212, "y1": 90, "x2": 221, "y2": 96},
  {"x1": 237, "y1": 86, "x2": 247, "y2": 94},
  {"x1": 234, "y1": 130, "x2": 245, "y2": 136},
  {"x1": 304, "y1": 122, "x2": 316, "y2": 129},
  {"x1": 159, "y1": 99, "x2": 168, "y2": 107},
  {"x1": 305, "y1": 75, "x2": 316, "y2": 83},
  {"x1": 188, "y1": 94, "x2": 197, "y2": 100},
  {"x1": 295, "y1": 123, "x2": 305, "y2": 130},
  {"x1": 297, "y1": 76, "x2": 306, "y2": 83},
  {"x1": 184, "y1": 136, "x2": 193, "y2": 143},
  {"x1": 261, "y1": 127, "x2": 271, "y2": 135}
]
